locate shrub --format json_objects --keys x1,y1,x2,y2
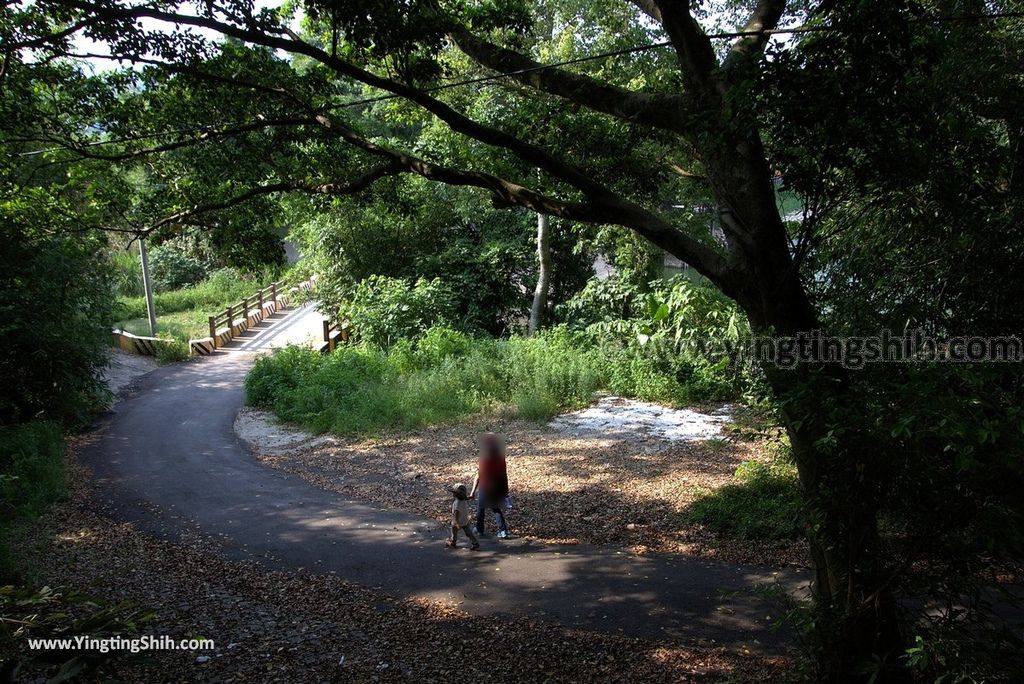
[
  {"x1": 685, "y1": 453, "x2": 804, "y2": 540},
  {"x1": 1, "y1": 227, "x2": 113, "y2": 426},
  {"x1": 154, "y1": 337, "x2": 190, "y2": 364},
  {"x1": 0, "y1": 585, "x2": 154, "y2": 681},
  {"x1": 341, "y1": 276, "x2": 455, "y2": 348},
  {"x1": 0, "y1": 420, "x2": 66, "y2": 581},
  {"x1": 148, "y1": 244, "x2": 211, "y2": 291}
]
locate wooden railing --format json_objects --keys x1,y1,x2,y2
[
  {"x1": 322, "y1": 318, "x2": 351, "y2": 352},
  {"x1": 208, "y1": 280, "x2": 284, "y2": 340}
]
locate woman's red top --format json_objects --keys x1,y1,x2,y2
[{"x1": 477, "y1": 455, "x2": 509, "y2": 499}]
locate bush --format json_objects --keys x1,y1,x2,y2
[
  {"x1": 154, "y1": 337, "x2": 190, "y2": 364},
  {"x1": 0, "y1": 585, "x2": 154, "y2": 681},
  {"x1": 559, "y1": 274, "x2": 756, "y2": 406},
  {"x1": 1, "y1": 227, "x2": 113, "y2": 426},
  {"x1": 148, "y1": 244, "x2": 212, "y2": 291},
  {"x1": 685, "y1": 453, "x2": 804, "y2": 540},
  {"x1": 341, "y1": 276, "x2": 455, "y2": 348},
  {"x1": 0, "y1": 420, "x2": 66, "y2": 581}
]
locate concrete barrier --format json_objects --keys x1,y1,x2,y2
[{"x1": 111, "y1": 329, "x2": 176, "y2": 356}]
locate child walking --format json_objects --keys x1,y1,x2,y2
[{"x1": 445, "y1": 483, "x2": 479, "y2": 550}]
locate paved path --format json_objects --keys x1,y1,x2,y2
[
  {"x1": 83, "y1": 307, "x2": 809, "y2": 653},
  {"x1": 221, "y1": 300, "x2": 323, "y2": 352}
]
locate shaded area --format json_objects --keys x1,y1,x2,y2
[
  {"x1": 80, "y1": 352, "x2": 810, "y2": 653},
  {"x1": 249, "y1": 410, "x2": 809, "y2": 565}
]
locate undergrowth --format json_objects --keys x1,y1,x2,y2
[{"x1": 246, "y1": 324, "x2": 748, "y2": 437}]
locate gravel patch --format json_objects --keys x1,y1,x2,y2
[
  {"x1": 549, "y1": 397, "x2": 735, "y2": 441},
  {"x1": 235, "y1": 407, "x2": 337, "y2": 454}
]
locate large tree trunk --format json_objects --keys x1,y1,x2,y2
[
  {"x1": 528, "y1": 212, "x2": 551, "y2": 335},
  {"x1": 701, "y1": 133, "x2": 906, "y2": 681}
]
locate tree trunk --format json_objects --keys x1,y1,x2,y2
[
  {"x1": 528, "y1": 213, "x2": 551, "y2": 336},
  {"x1": 734, "y1": 230, "x2": 906, "y2": 682},
  {"x1": 696, "y1": 130, "x2": 906, "y2": 680}
]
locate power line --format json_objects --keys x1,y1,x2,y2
[{"x1": 12, "y1": 10, "x2": 1024, "y2": 157}]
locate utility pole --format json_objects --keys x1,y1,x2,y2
[{"x1": 138, "y1": 238, "x2": 157, "y2": 337}]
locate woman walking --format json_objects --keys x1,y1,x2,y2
[{"x1": 471, "y1": 433, "x2": 510, "y2": 539}]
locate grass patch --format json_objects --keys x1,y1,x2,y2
[
  {"x1": 245, "y1": 329, "x2": 608, "y2": 436},
  {"x1": 114, "y1": 269, "x2": 256, "y2": 320},
  {"x1": 0, "y1": 420, "x2": 66, "y2": 582},
  {"x1": 114, "y1": 311, "x2": 213, "y2": 342},
  {"x1": 685, "y1": 456, "x2": 804, "y2": 540},
  {"x1": 246, "y1": 324, "x2": 748, "y2": 438},
  {"x1": 112, "y1": 270, "x2": 264, "y2": 346}
]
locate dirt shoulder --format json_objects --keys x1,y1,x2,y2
[
  {"x1": 101, "y1": 348, "x2": 159, "y2": 398},
  {"x1": 236, "y1": 404, "x2": 809, "y2": 567}
]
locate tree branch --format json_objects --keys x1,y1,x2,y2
[
  {"x1": 449, "y1": 29, "x2": 693, "y2": 135},
  {"x1": 144, "y1": 163, "x2": 403, "y2": 235},
  {"x1": 724, "y1": 0, "x2": 787, "y2": 72},
  {"x1": 31, "y1": 117, "x2": 314, "y2": 164},
  {"x1": 60, "y1": 1, "x2": 732, "y2": 287},
  {"x1": 652, "y1": 1, "x2": 722, "y2": 101},
  {"x1": 627, "y1": 0, "x2": 663, "y2": 23}
]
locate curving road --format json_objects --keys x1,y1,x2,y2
[{"x1": 82, "y1": 304, "x2": 809, "y2": 652}]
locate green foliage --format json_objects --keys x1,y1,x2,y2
[
  {"x1": 900, "y1": 628, "x2": 1024, "y2": 684},
  {"x1": 246, "y1": 315, "x2": 748, "y2": 437},
  {"x1": 341, "y1": 275, "x2": 456, "y2": 348},
  {"x1": 113, "y1": 269, "x2": 255, "y2": 322},
  {"x1": 0, "y1": 585, "x2": 154, "y2": 682},
  {"x1": 246, "y1": 328, "x2": 609, "y2": 436},
  {"x1": 559, "y1": 274, "x2": 757, "y2": 404},
  {"x1": 0, "y1": 421, "x2": 66, "y2": 581},
  {"x1": 153, "y1": 337, "x2": 191, "y2": 365},
  {"x1": 686, "y1": 452, "x2": 803, "y2": 541},
  {"x1": 147, "y1": 243, "x2": 212, "y2": 291},
  {"x1": 107, "y1": 250, "x2": 143, "y2": 298},
  {"x1": 0, "y1": 227, "x2": 113, "y2": 426},
  {"x1": 292, "y1": 176, "x2": 585, "y2": 337}
]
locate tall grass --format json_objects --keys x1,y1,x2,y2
[
  {"x1": 246, "y1": 328, "x2": 609, "y2": 436},
  {"x1": 245, "y1": 321, "x2": 749, "y2": 438},
  {"x1": 113, "y1": 269, "x2": 256, "y2": 321},
  {"x1": 109, "y1": 249, "x2": 143, "y2": 297}
]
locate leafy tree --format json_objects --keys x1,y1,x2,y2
[
  {"x1": 0, "y1": 53, "x2": 117, "y2": 426},
  {"x1": 5, "y1": 1, "x2": 1023, "y2": 678}
]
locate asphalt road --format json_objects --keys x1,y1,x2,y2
[{"x1": 81, "y1": 306, "x2": 810, "y2": 652}]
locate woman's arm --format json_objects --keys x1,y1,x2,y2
[{"x1": 470, "y1": 473, "x2": 480, "y2": 498}]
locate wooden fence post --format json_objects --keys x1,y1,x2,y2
[{"x1": 209, "y1": 316, "x2": 217, "y2": 342}]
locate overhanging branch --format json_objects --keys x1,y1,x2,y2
[{"x1": 450, "y1": 29, "x2": 693, "y2": 135}]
